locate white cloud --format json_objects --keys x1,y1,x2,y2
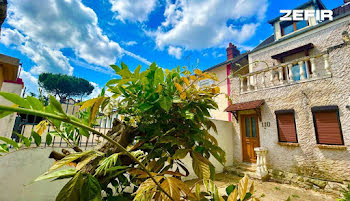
[
  {"x1": 1, "y1": 28, "x2": 25, "y2": 46},
  {"x1": 152, "y1": 0, "x2": 268, "y2": 50},
  {"x1": 122, "y1": 41, "x2": 137, "y2": 46},
  {"x1": 19, "y1": 70, "x2": 39, "y2": 94},
  {"x1": 1, "y1": 0, "x2": 152, "y2": 79},
  {"x1": 168, "y1": 46, "x2": 182, "y2": 59},
  {"x1": 1, "y1": 28, "x2": 74, "y2": 75},
  {"x1": 123, "y1": 50, "x2": 152, "y2": 66},
  {"x1": 212, "y1": 51, "x2": 224, "y2": 58},
  {"x1": 109, "y1": 0, "x2": 157, "y2": 23},
  {"x1": 6, "y1": 0, "x2": 123, "y2": 68}
]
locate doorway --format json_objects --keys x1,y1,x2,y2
[{"x1": 241, "y1": 114, "x2": 260, "y2": 163}]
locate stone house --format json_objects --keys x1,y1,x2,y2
[{"x1": 221, "y1": 0, "x2": 350, "y2": 190}]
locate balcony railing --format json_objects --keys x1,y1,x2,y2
[{"x1": 239, "y1": 53, "x2": 331, "y2": 93}]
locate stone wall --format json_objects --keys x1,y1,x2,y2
[{"x1": 229, "y1": 16, "x2": 350, "y2": 183}]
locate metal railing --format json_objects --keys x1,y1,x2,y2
[{"x1": 11, "y1": 101, "x2": 116, "y2": 149}]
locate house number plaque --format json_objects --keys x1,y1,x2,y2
[{"x1": 262, "y1": 122, "x2": 270, "y2": 128}]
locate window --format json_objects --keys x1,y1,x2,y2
[
  {"x1": 291, "y1": 63, "x2": 307, "y2": 81},
  {"x1": 275, "y1": 110, "x2": 298, "y2": 143},
  {"x1": 198, "y1": 79, "x2": 214, "y2": 87},
  {"x1": 312, "y1": 106, "x2": 344, "y2": 145},
  {"x1": 281, "y1": 20, "x2": 308, "y2": 36}
]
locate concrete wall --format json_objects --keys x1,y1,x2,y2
[
  {"x1": 0, "y1": 148, "x2": 69, "y2": 201},
  {"x1": 0, "y1": 81, "x2": 23, "y2": 138},
  {"x1": 230, "y1": 16, "x2": 350, "y2": 182},
  {"x1": 0, "y1": 119, "x2": 236, "y2": 200},
  {"x1": 208, "y1": 65, "x2": 230, "y2": 121}
]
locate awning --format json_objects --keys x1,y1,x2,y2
[
  {"x1": 271, "y1": 43, "x2": 314, "y2": 61},
  {"x1": 225, "y1": 100, "x2": 264, "y2": 112},
  {"x1": 225, "y1": 100, "x2": 264, "y2": 121}
]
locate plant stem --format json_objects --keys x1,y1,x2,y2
[{"x1": 0, "y1": 105, "x2": 174, "y2": 201}]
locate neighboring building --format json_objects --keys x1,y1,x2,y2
[
  {"x1": 0, "y1": 54, "x2": 24, "y2": 138},
  {"x1": 224, "y1": 0, "x2": 350, "y2": 185},
  {"x1": 203, "y1": 43, "x2": 249, "y2": 121}
]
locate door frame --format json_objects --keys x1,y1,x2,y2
[{"x1": 240, "y1": 114, "x2": 261, "y2": 163}]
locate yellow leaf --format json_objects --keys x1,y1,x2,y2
[
  {"x1": 174, "y1": 82, "x2": 183, "y2": 92},
  {"x1": 156, "y1": 84, "x2": 163, "y2": 93},
  {"x1": 89, "y1": 97, "x2": 107, "y2": 125},
  {"x1": 194, "y1": 69, "x2": 202, "y2": 75},
  {"x1": 250, "y1": 181, "x2": 255, "y2": 193},
  {"x1": 34, "y1": 120, "x2": 48, "y2": 136},
  {"x1": 191, "y1": 152, "x2": 211, "y2": 179},
  {"x1": 238, "y1": 175, "x2": 249, "y2": 200},
  {"x1": 180, "y1": 92, "x2": 186, "y2": 100},
  {"x1": 195, "y1": 183, "x2": 201, "y2": 199},
  {"x1": 190, "y1": 75, "x2": 196, "y2": 81},
  {"x1": 182, "y1": 77, "x2": 190, "y2": 86},
  {"x1": 227, "y1": 187, "x2": 238, "y2": 201},
  {"x1": 79, "y1": 97, "x2": 99, "y2": 111},
  {"x1": 213, "y1": 86, "x2": 220, "y2": 94}
]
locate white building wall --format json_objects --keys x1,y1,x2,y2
[{"x1": 0, "y1": 81, "x2": 23, "y2": 138}]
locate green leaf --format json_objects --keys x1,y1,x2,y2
[
  {"x1": 46, "y1": 133, "x2": 52, "y2": 146},
  {"x1": 49, "y1": 150, "x2": 94, "y2": 172},
  {"x1": 105, "y1": 79, "x2": 120, "y2": 86},
  {"x1": 172, "y1": 149, "x2": 189, "y2": 160},
  {"x1": 159, "y1": 96, "x2": 172, "y2": 112},
  {"x1": 35, "y1": 169, "x2": 76, "y2": 182},
  {"x1": 134, "y1": 65, "x2": 141, "y2": 76},
  {"x1": 0, "y1": 92, "x2": 31, "y2": 108},
  {"x1": 49, "y1": 95, "x2": 65, "y2": 114},
  {"x1": 26, "y1": 96, "x2": 44, "y2": 110},
  {"x1": 110, "y1": 65, "x2": 121, "y2": 73},
  {"x1": 0, "y1": 136, "x2": 19, "y2": 149},
  {"x1": 0, "y1": 110, "x2": 13, "y2": 119},
  {"x1": 56, "y1": 172, "x2": 84, "y2": 201},
  {"x1": 31, "y1": 131, "x2": 41, "y2": 146},
  {"x1": 226, "y1": 184, "x2": 236, "y2": 196},
  {"x1": 154, "y1": 68, "x2": 164, "y2": 85},
  {"x1": 138, "y1": 103, "x2": 153, "y2": 112},
  {"x1": 81, "y1": 174, "x2": 102, "y2": 201},
  {"x1": 0, "y1": 144, "x2": 9, "y2": 153},
  {"x1": 15, "y1": 132, "x2": 31, "y2": 147}
]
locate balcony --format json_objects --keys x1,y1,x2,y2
[{"x1": 239, "y1": 53, "x2": 331, "y2": 93}]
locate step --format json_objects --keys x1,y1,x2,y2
[{"x1": 224, "y1": 163, "x2": 259, "y2": 179}]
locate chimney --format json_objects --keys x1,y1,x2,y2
[{"x1": 226, "y1": 42, "x2": 240, "y2": 60}]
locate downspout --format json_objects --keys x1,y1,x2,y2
[{"x1": 226, "y1": 64, "x2": 232, "y2": 122}]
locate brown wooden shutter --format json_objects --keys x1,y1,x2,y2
[
  {"x1": 313, "y1": 111, "x2": 343, "y2": 145},
  {"x1": 276, "y1": 112, "x2": 297, "y2": 143}
]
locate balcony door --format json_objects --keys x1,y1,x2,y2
[{"x1": 241, "y1": 115, "x2": 260, "y2": 163}]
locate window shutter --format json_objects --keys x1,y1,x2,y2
[
  {"x1": 276, "y1": 111, "x2": 297, "y2": 143},
  {"x1": 313, "y1": 111, "x2": 343, "y2": 145}
]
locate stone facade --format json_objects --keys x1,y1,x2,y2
[{"x1": 229, "y1": 14, "x2": 350, "y2": 185}]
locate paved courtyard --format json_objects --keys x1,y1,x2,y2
[{"x1": 186, "y1": 173, "x2": 337, "y2": 201}]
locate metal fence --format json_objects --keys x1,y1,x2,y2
[{"x1": 11, "y1": 101, "x2": 116, "y2": 149}]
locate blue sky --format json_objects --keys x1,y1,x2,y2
[{"x1": 0, "y1": 0, "x2": 343, "y2": 96}]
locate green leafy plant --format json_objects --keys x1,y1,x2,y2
[{"x1": 0, "y1": 62, "x2": 259, "y2": 201}]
